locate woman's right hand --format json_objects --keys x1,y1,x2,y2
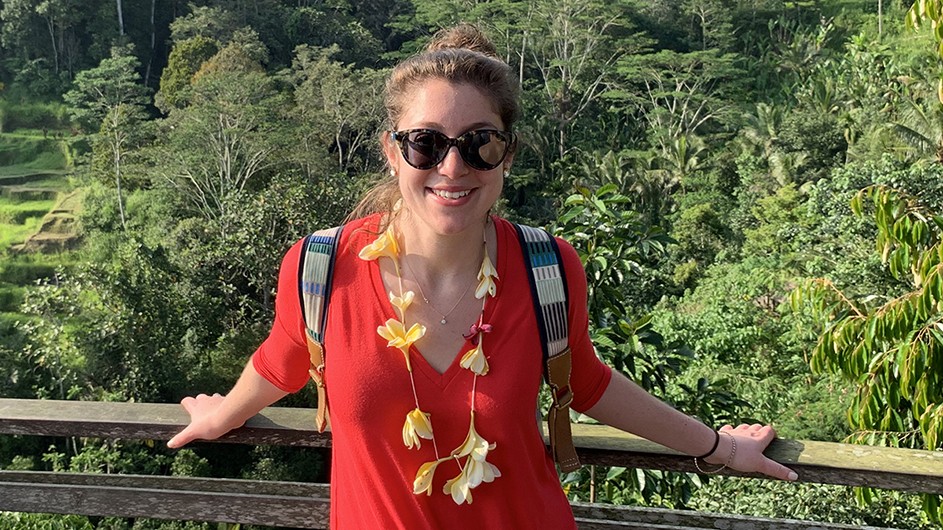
[{"x1": 167, "y1": 393, "x2": 236, "y2": 449}]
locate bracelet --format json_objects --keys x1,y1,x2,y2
[
  {"x1": 694, "y1": 431, "x2": 737, "y2": 474},
  {"x1": 695, "y1": 429, "x2": 720, "y2": 459}
]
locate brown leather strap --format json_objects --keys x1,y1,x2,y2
[
  {"x1": 546, "y1": 347, "x2": 579, "y2": 472},
  {"x1": 306, "y1": 331, "x2": 330, "y2": 432}
]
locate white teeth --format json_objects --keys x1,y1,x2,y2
[{"x1": 432, "y1": 189, "x2": 471, "y2": 199}]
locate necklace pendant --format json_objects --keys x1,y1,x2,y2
[{"x1": 440, "y1": 318, "x2": 447, "y2": 325}]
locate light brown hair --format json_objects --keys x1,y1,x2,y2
[{"x1": 348, "y1": 24, "x2": 520, "y2": 222}]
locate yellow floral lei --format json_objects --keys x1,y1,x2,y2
[{"x1": 359, "y1": 224, "x2": 501, "y2": 505}]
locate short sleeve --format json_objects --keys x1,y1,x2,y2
[
  {"x1": 556, "y1": 237, "x2": 613, "y2": 412},
  {"x1": 251, "y1": 238, "x2": 311, "y2": 393}
]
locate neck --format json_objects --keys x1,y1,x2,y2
[{"x1": 395, "y1": 214, "x2": 491, "y2": 281}]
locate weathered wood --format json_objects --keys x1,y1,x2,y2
[
  {"x1": 0, "y1": 399, "x2": 330, "y2": 447},
  {"x1": 571, "y1": 503, "x2": 899, "y2": 530},
  {"x1": 0, "y1": 471, "x2": 329, "y2": 528},
  {"x1": 0, "y1": 472, "x2": 902, "y2": 530},
  {"x1": 1, "y1": 399, "x2": 942, "y2": 495},
  {"x1": 571, "y1": 424, "x2": 943, "y2": 495}
]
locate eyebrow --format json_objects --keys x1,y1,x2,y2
[{"x1": 409, "y1": 121, "x2": 502, "y2": 132}]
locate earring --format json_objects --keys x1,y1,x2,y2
[
  {"x1": 503, "y1": 167, "x2": 510, "y2": 178},
  {"x1": 390, "y1": 168, "x2": 396, "y2": 177}
]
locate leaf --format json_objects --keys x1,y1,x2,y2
[{"x1": 606, "y1": 466, "x2": 626, "y2": 481}]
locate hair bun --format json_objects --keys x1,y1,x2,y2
[{"x1": 427, "y1": 23, "x2": 498, "y2": 58}]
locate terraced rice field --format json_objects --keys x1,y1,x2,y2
[{"x1": 0, "y1": 133, "x2": 79, "y2": 321}]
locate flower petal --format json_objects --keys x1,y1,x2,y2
[
  {"x1": 459, "y1": 343, "x2": 489, "y2": 376},
  {"x1": 390, "y1": 290, "x2": 415, "y2": 313},
  {"x1": 359, "y1": 226, "x2": 400, "y2": 261},
  {"x1": 444, "y1": 468, "x2": 473, "y2": 505},
  {"x1": 404, "y1": 322, "x2": 426, "y2": 344},
  {"x1": 474, "y1": 276, "x2": 496, "y2": 299},
  {"x1": 403, "y1": 408, "x2": 433, "y2": 449},
  {"x1": 453, "y1": 412, "x2": 492, "y2": 461},
  {"x1": 413, "y1": 459, "x2": 443, "y2": 496}
]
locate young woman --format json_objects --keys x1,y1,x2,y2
[{"x1": 167, "y1": 24, "x2": 797, "y2": 529}]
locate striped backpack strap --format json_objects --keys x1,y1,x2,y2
[
  {"x1": 514, "y1": 223, "x2": 580, "y2": 472},
  {"x1": 299, "y1": 225, "x2": 345, "y2": 432}
]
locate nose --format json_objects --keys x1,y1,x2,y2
[{"x1": 437, "y1": 145, "x2": 468, "y2": 179}]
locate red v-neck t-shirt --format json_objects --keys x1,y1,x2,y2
[{"x1": 252, "y1": 215, "x2": 613, "y2": 529}]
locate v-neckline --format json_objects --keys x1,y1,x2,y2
[{"x1": 367, "y1": 218, "x2": 505, "y2": 388}]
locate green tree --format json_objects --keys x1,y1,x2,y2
[
  {"x1": 156, "y1": 36, "x2": 220, "y2": 112},
  {"x1": 791, "y1": 173, "x2": 943, "y2": 520},
  {"x1": 64, "y1": 44, "x2": 150, "y2": 230},
  {"x1": 287, "y1": 45, "x2": 387, "y2": 175},
  {"x1": 153, "y1": 44, "x2": 287, "y2": 237}
]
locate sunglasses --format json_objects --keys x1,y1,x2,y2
[{"x1": 390, "y1": 128, "x2": 515, "y2": 171}]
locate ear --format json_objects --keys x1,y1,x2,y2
[
  {"x1": 381, "y1": 131, "x2": 400, "y2": 174},
  {"x1": 502, "y1": 152, "x2": 515, "y2": 176},
  {"x1": 503, "y1": 132, "x2": 518, "y2": 174}
]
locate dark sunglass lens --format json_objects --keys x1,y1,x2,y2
[
  {"x1": 463, "y1": 131, "x2": 507, "y2": 170},
  {"x1": 404, "y1": 131, "x2": 444, "y2": 169}
]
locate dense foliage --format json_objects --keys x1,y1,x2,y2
[{"x1": 1, "y1": 0, "x2": 941, "y2": 528}]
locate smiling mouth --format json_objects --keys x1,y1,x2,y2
[{"x1": 431, "y1": 189, "x2": 472, "y2": 199}]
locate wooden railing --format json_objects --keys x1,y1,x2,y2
[{"x1": 0, "y1": 398, "x2": 941, "y2": 529}]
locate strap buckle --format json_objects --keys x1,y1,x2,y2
[{"x1": 552, "y1": 385, "x2": 573, "y2": 409}]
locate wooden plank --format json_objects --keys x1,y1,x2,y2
[
  {"x1": 0, "y1": 472, "x2": 329, "y2": 529},
  {"x1": 0, "y1": 472, "x2": 901, "y2": 530},
  {"x1": 571, "y1": 503, "x2": 899, "y2": 530},
  {"x1": 1, "y1": 399, "x2": 942, "y2": 495},
  {"x1": 0, "y1": 399, "x2": 330, "y2": 447},
  {"x1": 571, "y1": 423, "x2": 943, "y2": 494}
]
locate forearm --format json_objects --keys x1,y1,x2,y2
[
  {"x1": 213, "y1": 360, "x2": 289, "y2": 431},
  {"x1": 168, "y1": 360, "x2": 289, "y2": 448},
  {"x1": 582, "y1": 368, "x2": 717, "y2": 458}
]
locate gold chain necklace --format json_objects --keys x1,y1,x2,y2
[
  {"x1": 402, "y1": 254, "x2": 477, "y2": 324},
  {"x1": 358, "y1": 222, "x2": 501, "y2": 505}
]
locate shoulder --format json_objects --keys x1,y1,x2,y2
[{"x1": 494, "y1": 217, "x2": 585, "y2": 276}]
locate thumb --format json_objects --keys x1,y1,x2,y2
[
  {"x1": 760, "y1": 456, "x2": 799, "y2": 482},
  {"x1": 167, "y1": 424, "x2": 199, "y2": 449}
]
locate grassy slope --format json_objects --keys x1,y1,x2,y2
[{"x1": 0, "y1": 131, "x2": 76, "y2": 323}]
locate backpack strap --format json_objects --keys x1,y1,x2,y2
[
  {"x1": 299, "y1": 225, "x2": 344, "y2": 432},
  {"x1": 514, "y1": 223, "x2": 581, "y2": 472}
]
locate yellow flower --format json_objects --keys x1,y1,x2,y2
[
  {"x1": 402, "y1": 408, "x2": 434, "y2": 449},
  {"x1": 413, "y1": 458, "x2": 446, "y2": 496},
  {"x1": 459, "y1": 342, "x2": 489, "y2": 376},
  {"x1": 377, "y1": 318, "x2": 425, "y2": 370},
  {"x1": 359, "y1": 226, "x2": 399, "y2": 261},
  {"x1": 452, "y1": 411, "x2": 495, "y2": 462},
  {"x1": 463, "y1": 455, "x2": 501, "y2": 489},
  {"x1": 443, "y1": 466, "x2": 474, "y2": 505},
  {"x1": 475, "y1": 250, "x2": 498, "y2": 299},
  {"x1": 389, "y1": 290, "x2": 415, "y2": 314},
  {"x1": 441, "y1": 454, "x2": 501, "y2": 505}
]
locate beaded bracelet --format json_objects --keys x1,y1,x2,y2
[
  {"x1": 694, "y1": 431, "x2": 737, "y2": 474},
  {"x1": 695, "y1": 429, "x2": 720, "y2": 460}
]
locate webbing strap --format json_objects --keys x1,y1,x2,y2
[
  {"x1": 514, "y1": 224, "x2": 580, "y2": 472},
  {"x1": 299, "y1": 225, "x2": 344, "y2": 432}
]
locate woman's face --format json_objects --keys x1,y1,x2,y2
[{"x1": 384, "y1": 79, "x2": 511, "y2": 238}]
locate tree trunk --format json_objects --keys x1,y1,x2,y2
[
  {"x1": 46, "y1": 17, "x2": 60, "y2": 74},
  {"x1": 116, "y1": 0, "x2": 125, "y2": 35},
  {"x1": 112, "y1": 112, "x2": 127, "y2": 230},
  {"x1": 144, "y1": 0, "x2": 156, "y2": 86}
]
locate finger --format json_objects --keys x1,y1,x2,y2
[
  {"x1": 167, "y1": 424, "x2": 198, "y2": 449},
  {"x1": 759, "y1": 456, "x2": 798, "y2": 482},
  {"x1": 179, "y1": 396, "x2": 196, "y2": 412}
]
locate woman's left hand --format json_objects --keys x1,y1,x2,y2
[{"x1": 706, "y1": 423, "x2": 798, "y2": 481}]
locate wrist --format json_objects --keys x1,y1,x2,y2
[
  {"x1": 694, "y1": 429, "x2": 720, "y2": 460},
  {"x1": 704, "y1": 431, "x2": 732, "y2": 465},
  {"x1": 694, "y1": 431, "x2": 737, "y2": 474}
]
